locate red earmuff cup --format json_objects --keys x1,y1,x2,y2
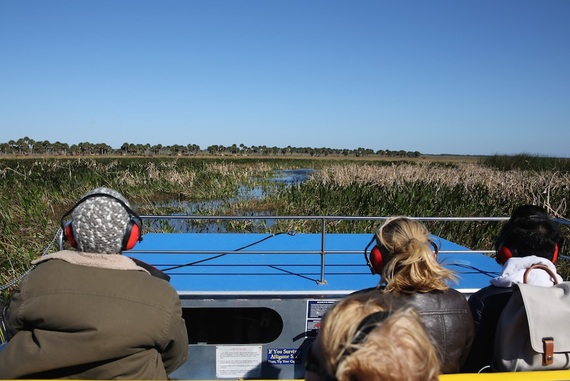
[
  {"x1": 497, "y1": 246, "x2": 513, "y2": 265},
  {"x1": 124, "y1": 223, "x2": 141, "y2": 251},
  {"x1": 64, "y1": 223, "x2": 77, "y2": 248},
  {"x1": 370, "y1": 246, "x2": 384, "y2": 274},
  {"x1": 552, "y1": 244, "x2": 559, "y2": 263}
]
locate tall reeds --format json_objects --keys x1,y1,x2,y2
[
  {"x1": 270, "y1": 162, "x2": 569, "y2": 252},
  {"x1": 1, "y1": 156, "x2": 569, "y2": 304},
  {"x1": 0, "y1": 157, "x2": 278, "y2": 302},
  {"x1": 481, "y1": 153, "x2": 570, "y2": 172}
]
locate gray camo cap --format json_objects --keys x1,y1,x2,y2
[{"x1": 71, "y1": 187, "x2": 131, "y2": 254}]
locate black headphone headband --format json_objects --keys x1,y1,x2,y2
[
  {"x1": 305, "y1": 309, "x2": 392, "y2": 381},
  {"x1": 349, "y1": 310, "x2": 391, "y2": 346},
  {"x1": 333, "y1": 310, "x2": 391, "y2": 377},
  {"x1": 60, "y1": 193, "x2": 141, "y2": 229},
  {"x1": 363, "y1": 235, "x2": 377, "y2": 273}
]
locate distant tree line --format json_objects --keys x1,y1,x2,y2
[{"x1": 0, "y1": 137, "x2": 421, "y2": 158}]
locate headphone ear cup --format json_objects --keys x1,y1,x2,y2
[
  {"x1": 496, "y1": 246, "x2": 513, "y2": 265},
  {"x1": 370, "y1": 246, "x2": 386, "y2": 274},
  {"x1": 552, "y1": 244, "x2": 559, "y2": 263},
  {"x1": 122, "y1": 219, "x2": 142, "y2": 251},
  {"x1": 64, "y1": 222, "x2": 78, "y2": 248}
]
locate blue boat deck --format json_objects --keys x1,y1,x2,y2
[
  {"x1": 123, "y1": 216, "x2": 505, "y2": 380},
  {"x1": 127, "y1": 232, "x2": 501, "y2": 297}
]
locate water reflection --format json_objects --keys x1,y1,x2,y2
[
  {"x1": 149, "y1": 169, "x2": 313, "y2": 233},
  {"x1": 240, "y1": 168, "x2": 314, "y2": 200},
  {"x1": 270, "y1": 169, "x2": 314, "y2": 184}
]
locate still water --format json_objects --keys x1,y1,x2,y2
[{"x1": 149, "y1": 169, "x2": 314, "y2": 233}]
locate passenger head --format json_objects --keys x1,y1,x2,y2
[
  {"x1": 508, "y1": 204, "x2": 549, "y2": 222},
  {"x1": 373, "y1": 217, "x2": 456, "y2": 293},
  {"x1": 305, "y1": 291, "x2": 440, "y2": 381},
  {"x1": 495, "y1": 204, "x2": 563, "y2": 265},
  {"x1": 61, "y1": 187, "x2": 142, "y2": 254}
]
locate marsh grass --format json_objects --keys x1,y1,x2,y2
[
  {"x1": 1, "y1": 156, "x2": 570, "y2": 304},
  {"x1": 481, "y1": 154, "x2": 570, "y2": 172},
  {"x1": 270, "y1": 162, "x2": 570, "y2": 253},
  {"x1": 0, "y1": 157, "x2": 281, "y2": 302}
]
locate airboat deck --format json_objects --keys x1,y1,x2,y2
[
  {"x1": 128, "y1": 231, "x2": 500, "y2": 297},
  {"x1": 123, "y1": 215, "x2": 504, "y2": 380}
]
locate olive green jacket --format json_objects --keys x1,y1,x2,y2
[{"x1": 0, "y1": 256, "x2": 188, "y2": 379}]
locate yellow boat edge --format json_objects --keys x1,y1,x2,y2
[
  {"x1": 11, "y1": 371, "x2": 570, "y2": 381},
  {"x1": 438, "y1": 370, "x2": 570, "y2": 380},
  {"x1": 228, "y1": 373, "x2": 569, "y2": 381}
]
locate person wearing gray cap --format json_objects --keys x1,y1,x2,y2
[{"x1": 0, "y1": 187, "x2": 188, "y2": 379}]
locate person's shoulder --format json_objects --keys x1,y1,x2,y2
[
  {"x1": 124, "y1": 270, "x2": 181, "y2": 304},
  {"x1": 129, "y1": 268, "x2": 174, "y2": 287},
  {"x1": 21, "y1": 259, "x2": 69, "y2": 283},
  {"x1": 442, "y1": 288, "x2": 470, "y2": 302},
  {"x1": 435, "y1": 288, "x2": 469, "y2": 305},
  {"x1": 402, "y1": 290, "x2": 469, "y2": 313},
  {"x1": 445, "y1": 288, "x2": 465, "y2": 296},
  {"x1": 468, "y1": 285, "x2": 514, "y2": 315},
  {"x1": 350, "y1": 287, "x2": 378, "y2": 296},
  {"x1": 470, "y1": 285, "x2": 512, "y2": 302}
]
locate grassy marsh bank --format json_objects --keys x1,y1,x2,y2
[
  {"x1": 275, "y1": 162, "x2": 568, "y2": 247},
  {"x1": 1, "y1": 155, "x2": 569, "y2": 302}
]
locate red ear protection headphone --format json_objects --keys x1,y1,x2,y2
[
  {"x1": 363, "y1": 235, "x2": 391, "y2": 275},
  {"x1": 363, "y1": 234, "x2": 439, "y2": 275},
  {"x1": 495, "y1": 214, "x2": 561, "y2": 265},
  {"x1": 496, "y1": 244, "x2": 559, "y2": 265},
  {"x1": 60, "y1": 193, "x2": 143, "y2": 251}
]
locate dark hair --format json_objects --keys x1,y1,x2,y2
[
  {"x1": 496, "y1": 205, "x2": 563, "y2": 260},
  {"x1": 509, "y1": 204, "x2": 549, "y2": 222}
]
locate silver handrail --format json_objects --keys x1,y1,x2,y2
[
  {"x1": 133, "y1": 215, "x2": 517, "y2": 284},
  {"x1": 140, "y1": 215, "x2": 511, "y2": 222}
]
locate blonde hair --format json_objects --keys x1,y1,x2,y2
[
  {"x1": 376, "y1": 217, "x2": 456, "y2": 293},
  {"x1": 315, "y1": 291, "x2": 440, "y2": 381}
]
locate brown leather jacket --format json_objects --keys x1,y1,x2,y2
[
  {"x1": 0, "y1": 258, "x2": 188, "y2": 379},
  {"x1": 399, "y1": 289, "x2": 474, "y2": 373},
  {"x1": 355, "y1": 287, "x2": 474, "y2": 373}
]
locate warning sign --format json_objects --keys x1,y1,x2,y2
[
  {"x1": 216, "y1": 345, "x2": 262, "y2": 378},
  {"x1": 267, "y1": 348, "x2": 300, "y2": 365},
  {"x1": 306, "y1": 300, "x2": 337, "y2": 337}
]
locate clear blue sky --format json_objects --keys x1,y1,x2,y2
[{"x1": 1, "y1": 1, "x2": 569, "y2": 157}]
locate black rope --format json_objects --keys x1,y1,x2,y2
[{"x1": 161, "y1": 231, "x2": 294, "y2": 272}]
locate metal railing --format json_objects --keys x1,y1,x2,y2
[{"x1": 129, "y1": 215, "x2": 522, "y2": 284}]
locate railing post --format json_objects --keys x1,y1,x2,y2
[{"x1": 318, "y1": 218, "x2": 327, "y2": 284}]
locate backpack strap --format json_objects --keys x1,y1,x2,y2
[
  {"x1": 543, "y1": 337, "x2": 554, "y2": 365},
  {"x1": 523, "y1": 264, "x2": 559, "y2": 285}
]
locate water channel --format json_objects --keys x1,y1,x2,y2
[{"x1": 148, "y1": 169, "x2": 314, "y2": 233}]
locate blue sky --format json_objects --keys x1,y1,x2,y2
[{"x1": 1, "y1": 1, "x2": 569, "y2": 157}]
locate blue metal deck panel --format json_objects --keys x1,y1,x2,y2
[{"x1": 127, "y1": 233, "x2": 501, "y2": 294}]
